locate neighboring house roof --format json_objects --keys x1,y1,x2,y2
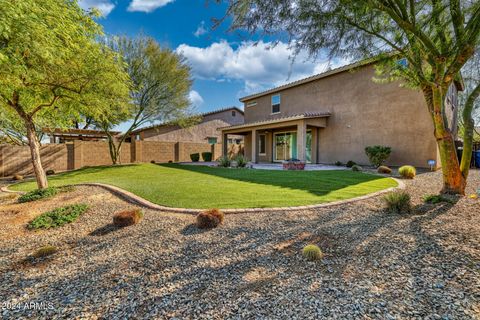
[
  {"x1": 131, "y1": 106, "x2": 244, "y2": 135},
  {"x1": 240, "y1": 56, "x2": 464, "y2": 102},
  {"x1": 220, "y1": 112, "x2": 332, "y2": 131},
  {"x1": 43, "y1": 128, "x2": 120, "y2": 138}
]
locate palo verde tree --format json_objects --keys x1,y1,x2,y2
[
  {"x1": 0, "y1": 0, "x2": 130, "y2": 189},
  {"x1": 99, "y1": 36, "x2": 195, "y2": 164},
  {"x1": 458, "y1": 47, "x2": 480, "y2": 177},
  {"x1": 219, "y1": 0, "x2": 480, "y2": 194}
]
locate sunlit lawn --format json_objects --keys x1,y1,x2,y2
[{"x1": 11, "y1": 163, "x2": 397, "y2": 209}]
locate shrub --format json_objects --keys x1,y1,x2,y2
[
  {"x1": 235, "y1": 154, "x2": 249, "y2": 168},
  {"x1": 190, "y1": 153, "x2": 200, "y2": 162},
  {"x1": 383, "y1": 191, "x2": 411, "y2": 214},
  {"x1": 423, "y1": 194, "x2": 454, "y2": 204},
  {"x1": 32, "y1": 245, "x2": 58, "y2": 258},
  {"x1": 18, "y1": 187, "x2": 58, "y2": 203},
  {"x1": 399, "y1": 165, "x2": 416, "y2": 179},
  {"x1": 365, "y1": 145, "x2": 392, "y2": 167},
  {"x1": 196, "y1": 209, "x2": 224, "y2": 229},
  {"x1": 351, "y1": 164, "x2": 362, "y2": 172},
  {"x1": 335, "y1": 161, "x2": 343, "y2": 166},
  {"x1": 150, "y1": 160, "x2": 156, "y2": 164},
  {"x1": 12, "y1": 174, "x2": 24, "y2": 181},
  {"x1": 28, "y1": 204, "x2": 88, "y2": 229},
  {"x1": 346, "y1": 160, "x2": 356, "y2": 168},
  {"x1": 46, "y1": 169, "x2": 55, "y2": 176},
  {"x1": 378, "y1": 166, "x2": 392, "y2": 174},
  {"x1": 202, "y1": 152, "x2": 213, "y2": 162},
  {"x1": 302, "y1": 244, "x2": 324, "y2": 261},
  {"x1": 113, "y1": 209, "x2": 144, "y2": 227},
  {"x1": 217, "y1": 156, "x2": 231, "y2": 167}
]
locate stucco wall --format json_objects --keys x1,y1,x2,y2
[
  {"x1": 242, "y1": 64, "x2": 440, "y2": 168},
  {"x1": 139, "y1": 109, "x2": 244, "y2": 143}
]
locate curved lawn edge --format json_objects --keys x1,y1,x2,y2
[{"x1": 2, "y1": 179, "x2": 405, "y2": 214}]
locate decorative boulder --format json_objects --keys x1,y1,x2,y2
[
  {"x1": 113, "y1": 209, "x2": 144, "y2": 227},
  {"x1": 12, "y1": 174, "x2": 24, "y2": 181},
  {"x1": 196, "y1": 209, "x2": 225, "y2": 229},
  {"x1": 378, "y1": 166, "x2": 392, "y2": 174}
]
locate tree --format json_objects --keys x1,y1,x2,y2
[
  {"x1": 219, "y1": 0, "x2": 480, "y2": 194},
  {"x1": 0, "y1": 0, "x2": 130, "y2": 189},
  {"x1": 458, "y1": 47, "x2": 480, "y2": 177},
  {"x1": 99, "y1": 36, "x2": 195, "y2": 164}
]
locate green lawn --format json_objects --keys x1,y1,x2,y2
[{"x1": 11, "y1": 164, "x2": 397, "y2": 209}]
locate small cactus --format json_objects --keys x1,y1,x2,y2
[
  {"x1": 302, "y1": 244, "x2": 324, "y2": 261},
  {"x1": 399, "y1": 165, "x2": 416, "y2": 179}
]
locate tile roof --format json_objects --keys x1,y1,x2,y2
[{"x1": 219, "y1": 112, "x2": 331, "y2": 131}]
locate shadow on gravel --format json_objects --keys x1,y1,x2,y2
[
  {"x1": 89, "y1": 224, "x2": 122, "y2": 236},
  {"x1": 180, "y1": 223, "x2": 210, "y2": 236}
]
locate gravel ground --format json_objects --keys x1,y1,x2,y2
[{"x1": 0, "y1": 170, "x2": 479, "y2": 319}]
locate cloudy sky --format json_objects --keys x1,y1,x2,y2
[{"x1": 79, "y1": 0, "x2": 348, "y2": 115}]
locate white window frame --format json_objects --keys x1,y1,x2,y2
[
  {"x1": 271, "y1": 94, "x2": 281, "y2": 114},
  {"x1": 259, "y1": 134, "x2": 266, "y2": 155}
]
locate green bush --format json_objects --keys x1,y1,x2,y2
[
  {"x1": 423, "y1": 194, "x2": 454, "y2": 204},
  {"x1": 217, "y1": 156, "x2": 231, "y2": 167},
  {"x1": 335, "y1": 161, "x2": 343, "y2": 166},
  {"x1": 399, "y1": 165, "x2": 416, "y2": 179},
  {"x1": 378, "y1": 166, "x2": 392, "y2": 174},
  {"x1": 302, "y1": 244, "x2": 324, "y2": 261},
  {"x1": 365, "y1": 145, "x2": 392, "y2": 167},
  {"x1": 351, "y1": 164, "x2": 362, "y2": 172},
  {"x1": 235, "y1": 154, "x2": 249, "y2": 168},
  {"x1": 18, "y1": 187, "x2": 58, "y2": 203},
  {"x1": 202, "y1": 152, "x2": 213, "y2": 162},
  {"x1": 190, "y1": 153, "x2": 200, "y2": 162},
  {"x1": 28, "y1": 204, "x2": 88, "y2": 229},
  {"x1": 383, "y1": 191, "x2": 411, "y2": 214},
  {"x1": 32, "y1": 245, "x2": 58, "y2": 258},
  {"x1": 346, "y1": 160, "x2": 356, "y2": 168}
]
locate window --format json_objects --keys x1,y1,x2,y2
[
  {"x1": 259, "y1": 134, "x2": 266, "y2": 155},
  {"x1": 246, "y1": 101, "x2": 257, "y2": 108},
  {"x1": 271, "y1": 94, "x2": 281, "y2": 114},
  {"x1": 135, "y1": 134, "x2": 141, "y2": 141},
  {"x1": 232, "y1": 110, "x2": 236, "y2": 117},
  {"x1": 207, "y1": 137, "x2": 218, "y2": 145}
]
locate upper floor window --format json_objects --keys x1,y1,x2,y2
[
  {"x1": 271, "y1": 94, "x2": 281, "y2": 114},
  {"x1": 232, "y1": 110, "x2": 236, "y2": 117},
  {"x1": 246, "y1": 101, "x2": 257, "y2": 108}
]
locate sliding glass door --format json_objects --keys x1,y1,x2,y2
[
  {"x1": 274, "y1": 132, "x2": 297, "y2": 161},
  {"x1": 274, "y1": 130, "x2": 312, "y2": 162}
]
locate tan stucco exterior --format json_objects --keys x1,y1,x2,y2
[
  {"x1": 133, "y1": 107, "x2": 244, "y2": 144},
  {"x1": 222, "y1": 63, "x2": 458, "y2": 168}
]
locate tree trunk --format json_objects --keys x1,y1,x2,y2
[
  {"x1": 25, "y1": 120, "x2": 48, "y2": 189},
  {"x1": 460, "y1": 83, "x2": 480, "y2": 180},
  {"x1": 427, "y1": 85, "x2": 466, "y2": 195}
]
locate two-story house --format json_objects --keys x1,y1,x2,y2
[{"x1": 220, "y1": 59, "x2": 462, "y2": 168}]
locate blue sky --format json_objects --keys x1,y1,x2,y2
[{"x1": 79, "y1": 0, "x2": 348, "y2": 117}]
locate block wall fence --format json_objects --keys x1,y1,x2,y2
[{"x1": 0, "y1": 140, "x2": 224, "y2": 178}]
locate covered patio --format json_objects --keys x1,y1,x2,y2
[{"x1": 221, "y1": 113, "x2": 331, "y2": 163}]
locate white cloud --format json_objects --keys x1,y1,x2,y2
[
  {"x1": 193, "y1": 21, "x2": 208, "y2": 38},
  {"x1": 176, "y1": 40, "x2": 349, "y2": 94},
  {"x1": 188, "y1": 90, "x2": 204, "y2": 107},
  {"x1": 79, "y1": 0, "x2": 115, "y2": 16},
  {"x1": 127, "y1": 0, "x2": 175, "y2": 13}
]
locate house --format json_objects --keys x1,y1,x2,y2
[
  {"x1": 130, "y1": 107, "x2": 245, "y2": 158},
  {"x1": 220, "y1": 59, "x2": 462, "y2": 168}
]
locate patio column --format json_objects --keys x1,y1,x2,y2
[
  {"x1": 222, "y1": 133, "x2": 228, "y2": 158},
  {"x1": 297, "y1": 121, "x2": 307, "y2": 161},
  {"x1": 251, "y1": 130, "x2": 257, "y2": 163}
]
